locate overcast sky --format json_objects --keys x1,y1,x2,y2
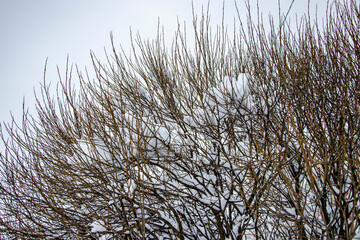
[{"x1": 0, "y1": 0, "x2": 329, "y2": 128}]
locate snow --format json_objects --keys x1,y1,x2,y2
[
  {"x1": 90, "y1": 220, "x2": 107, "y2": 233},
  {"x1": 124, "y1": 178, "x2": 136, "y2": 196},
  {"x1": 99, "y1": 234, "x2": 112, "y2": 240},
  {"x1": 355, "y1": 228, "x2": 360, "y2": 239}
]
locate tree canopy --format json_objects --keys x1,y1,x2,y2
[{"x1": 1, "y1": 0, "x2": 360, "y2": 239}]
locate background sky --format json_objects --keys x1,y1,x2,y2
[{"x1": 0, "y1": 0, "x2": 329, "y2": 136}]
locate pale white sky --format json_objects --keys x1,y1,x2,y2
[{"x1": 0, "y1": 0, "x2": 328, "y2": 126}]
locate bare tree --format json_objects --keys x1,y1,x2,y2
[{"x1": 1, "y1": 0, "x2": 359, "y2": 239}]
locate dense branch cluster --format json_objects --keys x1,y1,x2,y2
[{"x1": 0, "y1": 0, "x2": 360, "y2": 239}]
